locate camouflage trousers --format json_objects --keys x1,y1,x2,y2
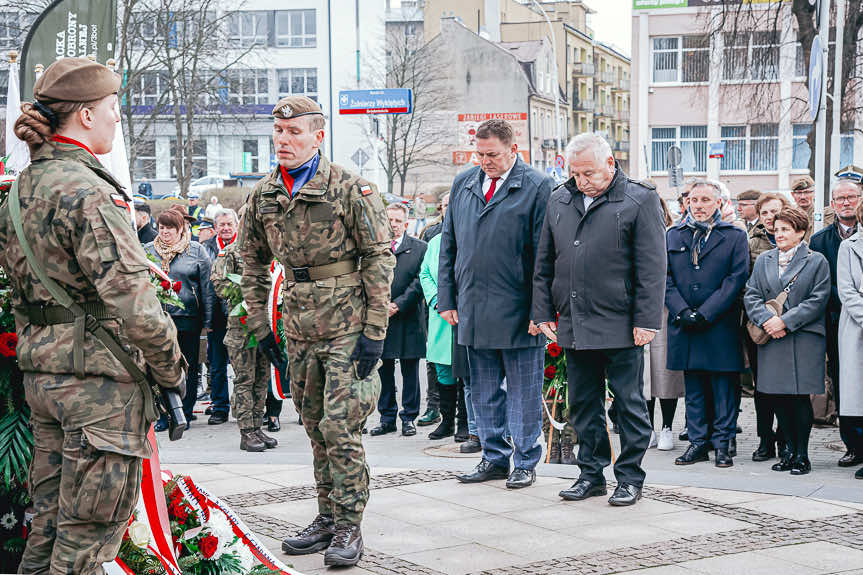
[
  {"x1": 542, "y1": 401, "x2": 577, "y2": 444},
  {"x1": 20, "y1": 373, "x2": 149, "y2": 575},
  {"x1": 288, "y1": 332, "x2": 380, "y2": 526},
  {"x1": 227, "y1": 342, "x2": 270, "y2": 430}
]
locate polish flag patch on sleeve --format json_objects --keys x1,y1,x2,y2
[
  {"x1": 111, "y1": 194, "x2": 130, "y2": 210},
  {"x1": 360, "y1": 185, "x2": 374, "y2": 196}
]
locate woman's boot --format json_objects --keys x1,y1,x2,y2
[
  {"x1": 454, "y1": 381, "x2": 469, "y2": 442},
  {"x1": 429, "y1": 384, "x2": 456, "y2": 440}
]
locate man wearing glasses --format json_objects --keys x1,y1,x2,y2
[{"x1": 810, "y1": 172, "x2": 863, "y2": 469}]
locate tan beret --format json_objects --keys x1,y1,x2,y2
[
  {"x1": 791, "y1": 175, "x2": 815, "y2": 192},
  {"x1": 736, "y1": 189, "x2": 762, "y2": 201},
  {"x1": 34, "y1": 58, "x2": 121, "y2": 103},
  {"x1": 272, "y1": 95, "x2": 323, "y2": 120}
]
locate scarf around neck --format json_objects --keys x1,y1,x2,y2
[
  {"x1": 777, "y1": 242, "x2": 800, "y2": 275},
  {"x1": 686, "y1": 210, "x2": 721, "y2": 267},
  {"x1": 154, "y1": 230, "x2": 190, "y2": 273}
]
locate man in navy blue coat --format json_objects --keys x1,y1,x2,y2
[
  {"x1": 666, "y1": 180, "x2": 749, "y2": 468},
  {"x1": 438, "y1": 119, "x2": 552, "y2": 489}
]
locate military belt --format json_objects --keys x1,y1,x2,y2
[
  {"x1": 291, "y1": 259, "x2": 359, "y2": 282},
  {"x1": 20, "y1": 302, "x2": 116, "y2": 326}
]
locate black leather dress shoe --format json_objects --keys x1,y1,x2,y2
[
  {"x1": 608, "y1": 483, "x2": 642, "y2": 506},
  {"x1": 208, "y1": 411, "x2": 228, "y2": 425},
  {"x1": 838, "y1": 450, "x2": 863, "y2": 467},
  {"x1": 790, "y1": 456, "x2": 811, "y2": 475},
  {"x1": 370, "y1": 422, "x2": 397, "y2": 436},
  {"x1": 456, "y1": 459, "x2": 509, "y2": 483},
  {"x1": 205, "y1": 406, "x2": 214, "y2": 415},
  {"x1": 282, "y1": 514, "x2": 334, "y2": 555},
  {"x1": 505, "y1": 468, "x2": 536, "y2": 489},
  {"x1": 559, "y1": 479, "x2": 607, "y2": 501},
  {"x1": 679, "y1": 429, "x2": 689, "y2": 441},
  {"x1": 714, "y1": 447, "x2": 733, "y2": 468},
  {"x1": 752, "y1": 438, "x2": 776, "y2": 462},
  {"x1": 675, "y1": 444, "x2": 709, "y2": 465},
  {"x1": 772, "y1": 456, "x2": 794, "y2": 472},
  {"x1": 267, "y1": 417, "x2": 281, "y2": 432},
  {"x1": 460, "y1": 435, "x2": 481, "y2": 453},
  {"x1": 402, "y1": 421, "x2": 417, "y2": 436}
]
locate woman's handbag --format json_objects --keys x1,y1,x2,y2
[{"x1": 746, "y1": 263, "x2": 805, "y2": 345}]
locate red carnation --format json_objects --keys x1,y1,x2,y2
[
  {"x1": 200, "y1": 534, "x2": 219, "y2": 559},
  {"x1": 160, "y1": 280, "x2": 170, "y2": 291},
  {"x1": 239, "y1": 316, "x2": 247, "y2": 325},
  {"x1": 544, "y1": 365, "x2": 557, "y2": 380},
  {"x1": 274, "y1": 311, "x2": 282, "y2": 320},
  {"x1": 547, "y1": 343, "x2": 562, "y2": 357},
  {"x1": 172, "y1": 281, "x2": 182, "y2": 293},
  {"x1": 0, "y1": 332, "x2": 18, "y2": 358},
  {"x1": 170, "y1": 500, "x2": 189, "y2": 524},
  {"x1": 548, "y1": 387, "x2": 557, "y2": 399}
]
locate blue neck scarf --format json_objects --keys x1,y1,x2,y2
[{"x1": 282, "y1": 153, "x2": 320, "y2": 196}]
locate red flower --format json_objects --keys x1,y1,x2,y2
[
  {"x1": 547, "y1": 342, "x2": 562, "y2": 357},
  {"x1": 548, "y1": 387, "x2": 557, "y2": 398},
  {"x1": 274, "y1": 311, "x2": 282, "y2": 320},
  {"x1": 172, "y1": 281, "x2": 182, "y2": 293},
  {"x1": 200, "y1": 534, "x2": 219, "y2": 559},
  {"x1": 170, "y1": 499, "x2": 189, "y2": 524},
  {"x1": 544, "y1": 365, "x2": 556, "y2": 379},
  {"x1": 239, "y1": 316, "x2": 247, "y2": 325},
  {"x1": 0, "y1": 332, "x2": 18, "y2": 358},
  {"x1": 160, "y1": 280, "x2": 170, "y2": 291}
]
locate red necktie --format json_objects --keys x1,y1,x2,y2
[
  {"x1": 391, "y1": 240, "x2": 396, "y2": 252},
  {"x1": 485, "y1": 177, "x2": 500, "y2": 203}
]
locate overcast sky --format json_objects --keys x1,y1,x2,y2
[{"x1": 585, "y1": 0, "x2": 633, "y2": 57}]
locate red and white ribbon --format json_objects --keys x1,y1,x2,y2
[{"x1": 268, "y1": 261, "x2": 289, "y2": 400}]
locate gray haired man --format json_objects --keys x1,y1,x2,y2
[{"x1": 532, "y1": 133, "x2": 667, "y2": 506}]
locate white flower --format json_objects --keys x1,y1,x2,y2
[
  {"x1": 0, "y1": 512, "x2": 16, "y2": 530},
  {"x1": 128, "y1": 521, "x2": 152, "y2": 548}
]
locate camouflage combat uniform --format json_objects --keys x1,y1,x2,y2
[
  {"x1": 0, "y1": 142, "x2": 186, "y2": 575},
  {"x1": 210, "y1": 241, "x2": 270, "y2": 430},
  {"x1": 240, "y1": 152, "x2": 394, "y2": 526}
]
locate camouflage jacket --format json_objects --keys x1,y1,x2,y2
[
  {"x1": 0, "y1": 142, "x2": 186, "y2": 388},
  {"x1": 210, "y1": 240, "x2": 249, "y2": 348},
  {"x1": 239, "y1": 153, "x2": 394, "y2": 342}
]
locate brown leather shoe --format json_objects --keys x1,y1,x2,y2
[
  {"x1": 256, "y1": 429, "x2": 278, "y2": 449},
  {"x1": 240, "y1": 429, "x2": 265, "y2": 452},
  {"x1": 323, "y1": 524, "x2": 363, "y2": 566}
]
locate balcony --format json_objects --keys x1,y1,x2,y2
[
  {"x1": 615, "y1": 107, "x2": 630, "y2": 122},
  {"x1": 573, "y1": 98, "x2": 595, "y2": 112},
  {"x1": 595, "y1": 103, "x2": 615, "y2": 117},
  {"x1": 613, "y1": 78, "x2": 631, "y2": 92},
  {"x1": 595, "y1": 70, "x2": 616, "y2": 85},
  {"x1": 614, "y1": 141, "x2": 630, "y2": 152},
  {"x1": 572, "y1": 62, "x2": 595, "y2": 76}
]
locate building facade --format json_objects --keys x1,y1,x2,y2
[{"x1": 631, "y1": 2, "x2": 859, "y2": 199}]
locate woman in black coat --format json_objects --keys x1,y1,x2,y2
[
  {"x1": 744, "y1": 207, "x2": 830, "y2": 475},
  {"x1": 145, "y1": 208, "x2": 214, "y2": 428}
]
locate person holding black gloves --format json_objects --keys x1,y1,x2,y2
[
  {"x1": 238, "y1": 96, "x2": 394, "y2": 568},
  {"x1": 665, "y1": 180, "x2": 749, "y2": 468}
]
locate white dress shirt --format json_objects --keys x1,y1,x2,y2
[
  {"x1": 392, "y1": 231, "x2": 405, "y2": 252},
  {"x1": 482, "y1": 162, "x2": 515, "y2": 200}
]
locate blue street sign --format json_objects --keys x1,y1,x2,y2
[
  {"x1": 809, "y1": 34, "x2": 823, "y2": 122},
  {"x1": 338, "y1": 89, "x2": 413, "y2": 115}
]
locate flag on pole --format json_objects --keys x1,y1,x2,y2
[{"x1": 5, "y1": 54, "x2": 30, "y2": 175}]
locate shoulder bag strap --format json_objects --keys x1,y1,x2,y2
[
  {"x1": 9, "y1": 178, "x2": 157, "y2": 421},
  {"x1": 775, "y1": 254, "x2": 810, "y2": 307}
]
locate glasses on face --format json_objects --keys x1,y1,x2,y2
[
  {"x1": 792, "y1": 189, "x2": 815, "y2": 195},
  {"x1": 833, "y1": 195, "x2": 861, "y2": 204}
]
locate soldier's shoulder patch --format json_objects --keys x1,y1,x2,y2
[
  {"x1": 218, "y1": 251, "x2": 226, "y2": 257},
  {"x1": 360, "y1": 185, "x2": 374, "y2": 197},
  {"x1": 110, "y1": 193, "x2": 130, "y2": 209}
]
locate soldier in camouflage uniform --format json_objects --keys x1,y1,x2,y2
[
  {"x1": 0, "y1": 58, "x2": 186, "y2": 574},
  {"x1": 210, "y1": 219, "x2": 277, "y2": 452},
  {"x1": 239, "y1": 96, "x2": 394, "y2": 567}
]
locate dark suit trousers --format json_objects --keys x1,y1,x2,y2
[
  {"x1": 566, "y1": 347, "x2": 651, "y2": 487},
  {"x1": 377, "y1": 358, "x2": 421, "y2": 425},
  {"x1": 684, "y1": 371, "x2": 738, "y2": 449}
]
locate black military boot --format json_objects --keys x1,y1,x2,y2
[
  {"x1": 323, "y1": 524, "x2": 363, "y2": 566},
  {"x1": 256, "y1": 429, "x2": 278, "y2": 449},
  {"x1": 240, "y1": 429, "x2": 266, "y2": 452},
  {"x1": 561, "y1": 437, "x2": 577, "y2": 465},
  {"x1": 282, "y1": 514, "x2": 335, "y2": 555},
  {"x1": 548, "y1": 440, "x2": 561, "y2": 464}
]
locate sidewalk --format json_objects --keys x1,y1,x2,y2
[{"x1": 159, "y1": 394, "x2": 863, "y2": 574}]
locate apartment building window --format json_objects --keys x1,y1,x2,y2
[
  {"x1": 0, "y1": 69, "x2": 7, "y2": 106},
  {"x1": 680, "y1": 126, "x2": 708, "y2": 172},
  {"x1": 405, "y1": 23, "x2": 417, "y2": 37},
  {"x1": 275, "y1": 10, "x2": 316, "y2": 48},
  {"x1": 792, "y1": 123, "x2": 811, "y2": 170},
  {"x1": 841, "y1": 134, "x2": 855, "y2": 167},
  {"x1": 720, "y1": 126, "x2": 747, "y2": 171},
  {"x1": 652, "y1": 36, "x2": 709, "y2": 83},
  {"x1": 650, "y1": 128, "x2": 676, "y2": 172},
  {"x1": 133, "y1": 140, "x2": 157, "y2": 180},
  {"x1": 227, "y1": 69, "x2": 269, "y2": 105},
  {"x1": 242, "y1": 139, "x2": 259, "y2": 172},
  {"x1": 795, "y1": 41, "x2": 806, "y2": 78},
  {"x1": 228, "y1": 11, "x2": 268, "y2": 47},
  {"x1": 0, "y1": 12, "x2": 21, "y2": 49},
  {"x1": 131, "y1": 71, "x2": 170, "y2": 107},
  {"x1": 277, "y1": 68, "x2": 317, "y2": 101},
  {"x1": 723, "y1": 31, "x2": 779, "y2": 81},
  {"x1": 170, "y1": 139, "x2": 207, "y2": 179},
  {"x1": 750, "y1": 124, "x2": 778, "y2": 171}
]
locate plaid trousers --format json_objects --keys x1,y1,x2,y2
[{"x1": 467, "y1": 346, "x2": 544, "y2": 470}]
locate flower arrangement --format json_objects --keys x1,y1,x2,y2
[
  {"x1": 116, "y1": 475, "x2": 284, "y2": 575},
  {"x1": 146, "y1": 257, "x2": 186, "y2": 310},
  {"x1": 543, "y1": 340, "x2": 567, "y2": 410},
  {"x1": 218, "y1": 272, "x2": 257, "y2": 349}
]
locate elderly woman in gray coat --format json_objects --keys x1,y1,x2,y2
[
  {"x1": 837, "y1": 217, "x2": 863, "y2": 481},
  {"x1": 744, "y1": 207, "x2": 830, "y2": 476}
]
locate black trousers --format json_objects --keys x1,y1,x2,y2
[
  {"x1": 266, "y1": 390, "x2": 283, "y2": 418},
  {"x1": 177, "y1": 328, "x2": 202, "y2": 420},
  {"x1": 377, "y1": 358, "x2": 421, "y2": 425},
  {"x1": 566, "y1": 347, "x2": 651, "y2": 487},
  {"x1": 426, "y1": 361, "x2": 440, "y2": 410},
  {"x1": 754, "y1": 390, "x2": 785, "y2": 443},
  {"x1": 771, "y1": 394, "x2": 813, "y2": 458}
]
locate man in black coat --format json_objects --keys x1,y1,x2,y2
[
  {"x1": 135, "y1": 202, "x2": 157, "y2": 244},
  {"x1": 533, "y1": 133, "x2": 666, "y2": 506},
  {"x1": 202, "y1": 209, "x2": 239, "y2": 424},
  {"x1": 371, "y1": 203, "x2": 428, "y2": 437},
  {"x1": 810, "y1": 178, "x2": 863, "y2": 467},
  {"x1": 439, "y1": 119, "x2": 551, "y2": 489}
]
